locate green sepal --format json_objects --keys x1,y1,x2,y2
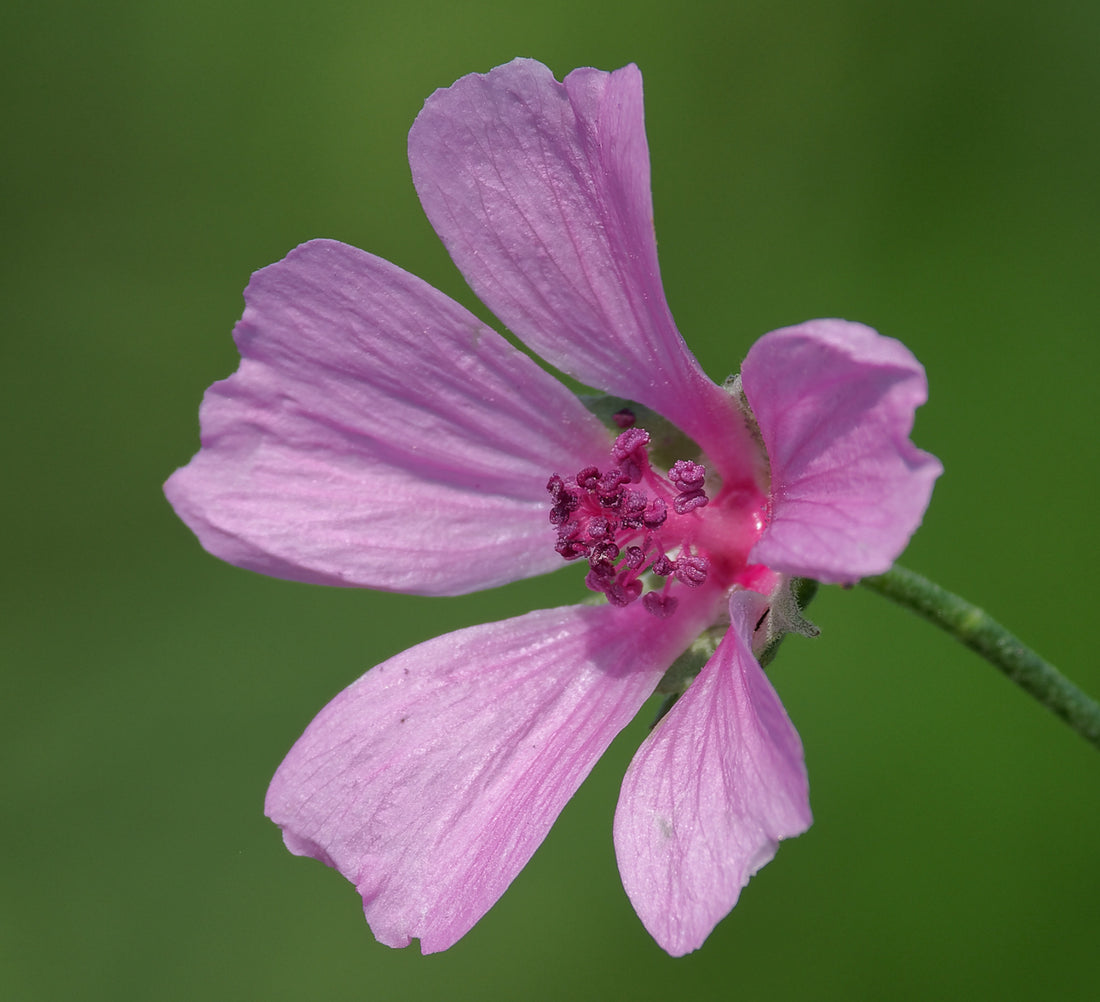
[
  {"x1": 757, "y1": 577, "x2": 820, "y2": 668},
  {"x1": 650, "y1": 626, "x2": 725, "y2": 729}
]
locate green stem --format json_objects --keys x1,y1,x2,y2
[{"x1": 861, "y1": 564, "x2": 1100, "y2": 751}]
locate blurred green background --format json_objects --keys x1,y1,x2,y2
[{"x1": 4, "y1": 0, "x2": 1097, "y2": 998}]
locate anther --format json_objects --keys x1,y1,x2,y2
[
  {"x1": 618, "y1": 490, "x2": 648, "y2": 528},
  {"x1": 605, "y1": 578, "x2": 643, "y2": 607},
  {"x1": 650, "y1": 554, "x2": 675, "y2": 577},
  {"x1": 576, "y1": 466, "x2": 601, "y2": 491},
  {"x1": 669, "y1": 459, "x2": 708, "y2": 514},
  {"x1": 642, "y1": 497, "x2": 667, "y2": 529},
  {"x1": 673, "y1": 490, "x2": 708, "y2": 514},
  {"x1": 675, "y1": 554, "x2": 709, "y2": 587},
  {"x1": 612, "y1": 428, "x2": 651, "y2": 483},
  {"x1": 669, "y1": 460, "x2": 706, "y2": 492},
  {"x1": 597, "y1": 470, "x2": 627, "y2": 507},
  {"x1": 587, "y1": 516, "x2": 613, "y2": 540},
  {"x1": 590, "y1": 541, "x2": 621, "y2": 566},
  {"x1": 555, "y1": 538, "x2": 588, "y2": 560},
  {"x1": 643, "y1": 592, "x2": 678, "y2": 618}
]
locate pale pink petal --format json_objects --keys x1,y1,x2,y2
[
  {"x1": 409, "y1": 59, "x2": 758, "y2": 485},
  {"x1": 165, "y1": 239, "x2": 612, "y2": 595},
  {"x1": 742, "y1": 319, "x2": 943, "y2": 583},
  {"x1": 265, "y1": 595, "x2": 721, "y2": 953},
  {"x1": 613, "y1": 590, "x2": 811, "y2": 956}
]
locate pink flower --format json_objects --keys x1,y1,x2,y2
[{"x1": 165, "y1": 59, "x2": 941, "y2": 955}]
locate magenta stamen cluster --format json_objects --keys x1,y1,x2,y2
[{"x1": 547, "y1": 429, "x2": 711, "y2": 617}]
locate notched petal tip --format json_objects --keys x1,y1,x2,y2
[
  {"x1": 165, "y1": 238, "x2": 612, "y2": 595},
  {"x1": 264, "y1": 599, "x2": 715, "y2": 953},
  {"x1": 408, "y1": 58, "x2": 758, "y2": 480},
  {"x1": 742, "y1": 319, "x2": 943, "y2": 583},
  {"x1": 613, "y1": 592, "x2": 811, "y2": 955}
]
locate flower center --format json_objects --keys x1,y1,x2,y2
[{"x1": 548, "y1": 428, "x2": 767, "y2": 617}]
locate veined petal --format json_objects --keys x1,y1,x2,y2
[
  {"x1": 265, "y1": 597, "x2": 718, "y2": 954},
  {"x1": 613, "y1": 591, "x2": 811, "y2": 957},
  {"x1": 165, "y1": 239, "x2": 612, "y2": 595},
  {"x1": 742, "y1": 319, "x2": 943, "y2": 583},
  {"x1": 408, "y1": 59, "x2": 758, "y2": 485}
]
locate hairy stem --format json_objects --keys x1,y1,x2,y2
[{"x1": 861, "y1": 564, "x2": 1100, "y2": 751}]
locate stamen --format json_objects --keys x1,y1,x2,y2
[
  {"x1": 595, "y1": 576, "x2": 642, "y2": 607},
  {"x1": 669, "y1": 460, "x2": 706, "y2": 492},
  {"x1": 597, "y1": 470, "x2": 627, "y2": 506},
  {"x1": 575, "y1": 466, "x2": 600, "y2": 492},
  {"x1": 673, "y1": 491, "x2": 708, "y2": 514},
  {"x1": 669, "y1": 458, "x2": 709, "y2": 514},
  {"x1": 612, "y1": 428, "x2": 651, "y2": 483},
  {"x1": 547, "y1": 430, "x2": 717, "y2": 617},
  {"x1": 643, "y1": 592, "x2": 679, "y2": 618},
  {"x1": 590, "y1": 541, "x2": 621, "y2": 566},
  {"x1": 555, "y1": 538, "x2": 588, "y2": 560},
  {"x1": 650, "y1": 554, "x2": 675, "y2": 577},
  {"x1": 675, "y1": 554, "x2": 709, "y2": 587},
  {"x1": 643, "y1": 497, "x2": 667, "y2": 529},
  {"x1": 587, "y1": 515, "x2": 613, "y2": 540},
  {"x1": 618, "y1": 490, "x2": 648, "y2": 528}
]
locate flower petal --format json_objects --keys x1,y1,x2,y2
[
  {"x1": 265, "y1": 597, "x2": 718, "y2": 953},
  {"x1": 742, "y1": 319, "x2": 943, "y2": 582},
  {"x1": 613, "y1": 591, "x2": 811, "y2": 956},
  {"x1": 165, "y1": 239, "x2": 612, "y2": 595},
  {"x1": 408, "y1": 59, "x2": 757, "y2": 484}
]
